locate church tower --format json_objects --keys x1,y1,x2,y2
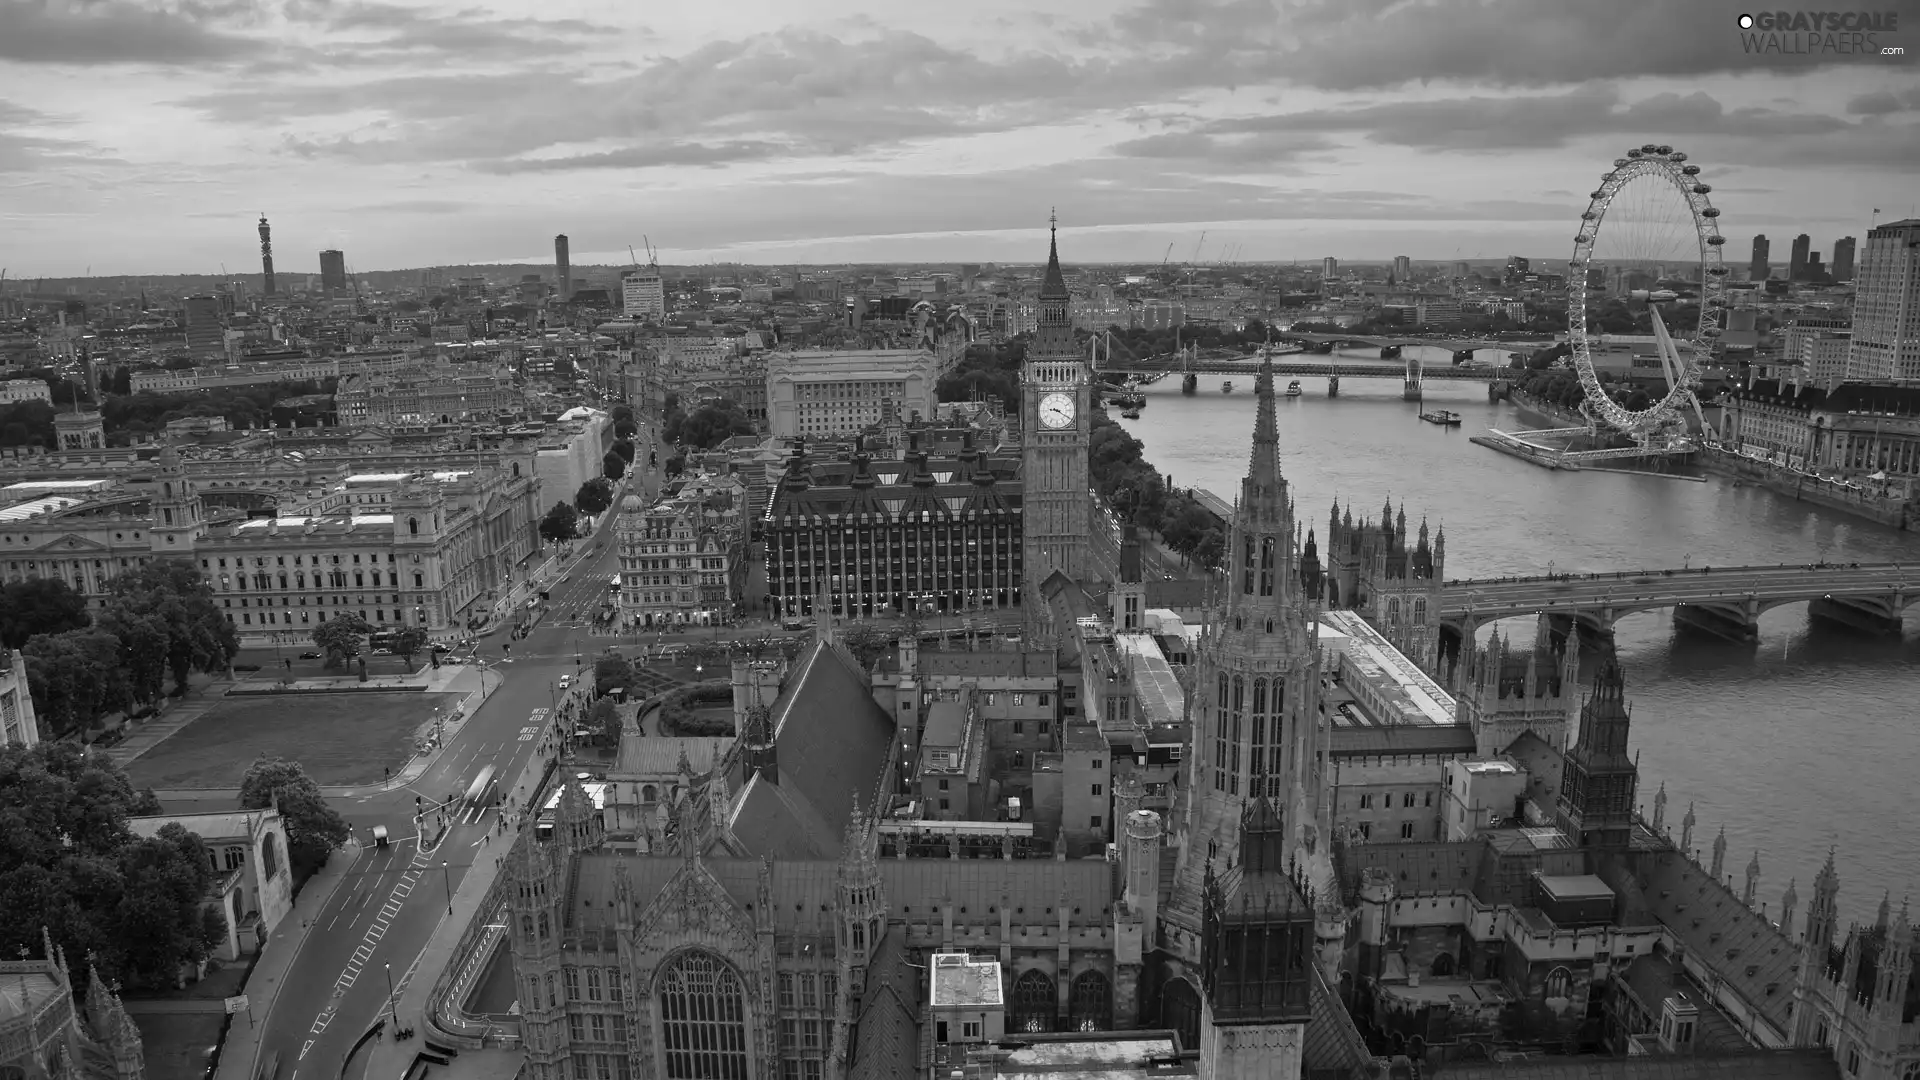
[
  {"x1": 1020, "y1": 214, "x2": 1093, "y2": 637},
  {"x1": 1166, "y1": 356, "x2": 1322, "y2": 952},
  {"x1": 1554, "y1": 657, "x2": 1640, "y2": 850}
]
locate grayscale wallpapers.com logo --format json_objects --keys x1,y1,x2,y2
[{"x1": 1736, "y1": 11, "x2": 1905, "y2": 55}]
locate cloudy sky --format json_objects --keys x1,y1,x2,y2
[{"x1": 2, "y1": 0, "x2": 1917, "y2": 276}]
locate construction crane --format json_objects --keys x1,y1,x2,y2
[
  {"x1": 1189, "y1": 231, "x2": 1207, "y2": 265},
  {"x1": 628, "y1": 245, "x2": 640, "y2": 268},
  {"x1": 1159, "y1": 243, "x2": 1175, "y2": 281},
  {"x1": 643, "y1": 235, "x2": 659, "y2": 270}
]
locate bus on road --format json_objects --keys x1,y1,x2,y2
[{"x1": 463, "y1": 765, "x2": 498, "y2": 810}]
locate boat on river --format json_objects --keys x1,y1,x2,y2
[
  {"x1": 1285, "y1": 381, "x2": 1303, "y2": 397},
  {"x1": 1420, "y1": 410, "x2": 1462, "y2": 426},
  {"x1": 1222, "y1": 380, "x2": 1233, "y2": 393}
]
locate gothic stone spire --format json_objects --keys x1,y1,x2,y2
[{"x1": 1041, "y1": 209, "x2": 1068, "y2": 300}]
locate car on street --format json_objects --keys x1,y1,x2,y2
[{"x1": 298, "y1": 651, "x2": 321, "y2": 659}]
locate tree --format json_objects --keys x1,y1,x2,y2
[
  {"x1": 312, "y1": 614, "x2": 371, "y2": 670},
  {"x1": 603, "y1": 451, "x2": 627, "y2": 480},
  {"x1": 0, "y1": 578, "x2": 90, "y2": 648},
  {"x1": 391, "y1": 626, "x2": 429, "y2": 667},
  {"x1": 611, "y1": 404, "x2": 634, "y2": 424},
  {"x1": 839, "y1": 625, "x2": 897, "y2": 670},
  {"x1": 664, "y1": 454, "x2": 685, "y2": 477},
  {"x1": 238, "y1": 757, "x2": 349, "y2": 879},
  {"x1": 612, "y1": 438, "x2": 636, "y2": 464},
  {"x1": 540, "y1": 502, "x2": 580, "y2": 545},
  {"x1": 593, "y1": 652, "x2": 634, "y2": 697},
  {"x1": 575, "y1": 478, "x2": 614, "y2": 517},
  {"x1": 590, "y1": 698, "x2": 621, "y2": 745},
  {"x1": 613, "y1": 418, "x2": 638, "y2": 440},
  {"x1": 22, "y1": 629, "x2": 132, "y2": 739},
  {"x1": 677, "y1": 400, "x2": 755, "y2": 449},
  {"x1": 0, "y1": 742, "x2": 226, "y2": 991},
  {"x1": 102, "y1": 561, "x2": 239, "y2": 694}
]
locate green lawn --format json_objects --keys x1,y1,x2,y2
[{"x1": 126, "y1": 692, "x2": 462, "y2": 789}]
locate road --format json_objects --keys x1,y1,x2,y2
[{"x1": 209, "y1": 469, "x2": 653, "y2": 1080}]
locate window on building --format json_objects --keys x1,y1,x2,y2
[
  {"x1": 569, "y1": 1015, "x2": 585, "y2": 1041},
  {"x1": 1357, "y1": 822, "x2": 1372, "y2": 840},
  {"x1": 778, "y1": 973, "x2": 794, "y2": 1009},
  {"x1": 1403, "y1": 792, "x2": 1416, "y2": 808},
  {"x1": 1400, "y1": 822, "x2": 1415, "y2": 840},
  {"x1": 799, "y1": 973, "x2": 817, "y2": 1009},
  {"x1": 1091, "y1": 815, "x2": 1103, "y2": 829},
  {"x1": 1359, "y1": 794, "x2": 1372, "y2": 809},
  {"x1": 1091, "y1": 784, "x2": 1103, "y2": 797},
  {"x1": 657, "y1": 951, "x2": 749, "y2": 1079}
]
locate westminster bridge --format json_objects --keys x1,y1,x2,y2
[{"x1": 1438, "y1": 561, "x2": 1918, "y2": 643}]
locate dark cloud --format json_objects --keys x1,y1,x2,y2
[
  {"x1": 589, "y1": 159, "x2": 1581, "y2": 250},
  {"x1": 1189, "y1": 88, "x2": 1842, "y2": 153},
  {"x1": 476, "y1": 141, "x2": 793, "y2": 174},
  {"x1": 1113, "y1": 129, "x2": 1342, "y2": 166},
  {"x1": 184, "y1": 29, "x2": 1107, "y2": 169},
  {"x1": 1845, "y1": 86, "x2": 1920, "y2": 114},
  {"x1": 1107, "y1": 0, "x2": 1907, "y2": 92},
  {"x1": 0, "y1": 0, "x2": 255, "y2": 65},
  {"x1": 0, "y1": 99, "x2": 117, "y2": 172}
]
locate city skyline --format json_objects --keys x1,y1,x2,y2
[{"x1": 1, "y1": 0, "x2": 1916, "y2": 276}]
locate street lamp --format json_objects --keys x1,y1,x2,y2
[
  {"x1": 384, "y1": 962, "x2": 397, "y2": 1026},
  {"x1": 441, "y1": 861, "x2": 453, "y2": 915}
]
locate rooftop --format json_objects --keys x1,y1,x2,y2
[
  {"x1": 1113, "y1": 633, "x2": 1183, "y2": 728},
  {"x1": 928, "y1": 952, "x2": 1004, "y2": 1008},
  {"x1": 1320, "y1": 609, "x2": 1458, "y2": 726}
]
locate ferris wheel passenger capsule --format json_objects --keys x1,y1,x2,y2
[
  {"x1": 1693, "y1": 184, "x2": 1713, "y2": 194},
  {"x1": 1655, "y1": 144, "x2": 1674, "y2": 155},
  {"x1": 1706, "y1": 236, "x2": 1726, "y2": 246},
  {"x1": 1615, "y1": 158, "x2": 1630, "y2": 167},
  {"x1": 1627, "y1": 149, "x2": 1644, "y2": 158},
  {"x1": 1682, "y1": 165, "x2": 1701, "y2": 176},
  {"x1": 1701, "y1": 207, "x2": 1721, "y2": 218},
  {"x1": 1641, "y1": 144, "x2": 1661, "y2": 153}
]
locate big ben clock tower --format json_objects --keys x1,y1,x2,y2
[{"x1": 1021, "y1": 212, "x2": 1093, "y2": 638}]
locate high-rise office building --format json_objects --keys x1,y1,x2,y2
[
  {"x1": 1749, "y1": 235, "x2": 1769, "y2": 282},
  {"x1": 621, "y1": 270, "x2": 665, "y2": 320},
  {"x1": 1832, "y1": 236, "x2": 1857, "y2": 282},
  {"x1": 554, "y1": 235, "x2": 571, "y2": 301},
  {"x1": 1452, "y1": 261, "x2": 1471, "y2": 279},
  {"x1": 319, "y1": 249, "x2": 348, "y2": 293},
  {"x1": 1790, "y1": 234, "x2": 1811, "y2": 282},
  {"x1": 1506, "y1": 255, "x2": 1530, "y2": 282},
  {"x1": 1321, "y1": 257, "x2": 1338, "y2": 279},
  {"x1": 1392, "y1": 255, "x2": 1412, "y2": 282},
  {"x1": 182, "y1": 294, "x2": 224, "y2": 359},
  {"x1": 1844, "y1": 219, "x2": 1920, "y2": 383}
]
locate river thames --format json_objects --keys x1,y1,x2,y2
[{"x1": 1121, "y1": 347, "x2": 1920, "y2": 927}]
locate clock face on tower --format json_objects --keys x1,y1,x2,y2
[{"x1": 1038, "y1": 392, "x2": 1076, "y2": 430}]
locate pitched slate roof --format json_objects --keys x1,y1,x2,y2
[
  {"x1": 728, "y1": 639, "x2": 897, "y2": 859},
  {"x1": 850, "y1": 924, "x2": 921, "y2": 1080},
  {"x1": 1630, "y1": 849, "x2": 1801, "y2": 1035}
]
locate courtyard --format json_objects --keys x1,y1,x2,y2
[{"x1": 125, "y1": 691, "x2": 462, "y2": 789}]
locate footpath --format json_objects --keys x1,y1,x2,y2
[{"x1": 213, "y1": 837, "x2": 363, "y2": 1080}]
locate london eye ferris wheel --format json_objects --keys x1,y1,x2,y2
[{"x1": 1566, "y1": 143, "x2": 1729, "y2": 445}]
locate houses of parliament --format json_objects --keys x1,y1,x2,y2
[{"x1": 501, "y1": 228, "x2": 1914, "y2": 1080}]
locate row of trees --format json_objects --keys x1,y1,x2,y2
[
  {"x1": 0, "y1": 380, "x2": 334, "y2": 449},
  {"x1": 664, "y1": 395, "x2": 754, "y2": 450},
  {"x1": 13, "y1": 564, "x2": 240, "y2": 741},
  {"x1": 1086, "y1": 410, "x2": 1226, "y2": 570}
]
